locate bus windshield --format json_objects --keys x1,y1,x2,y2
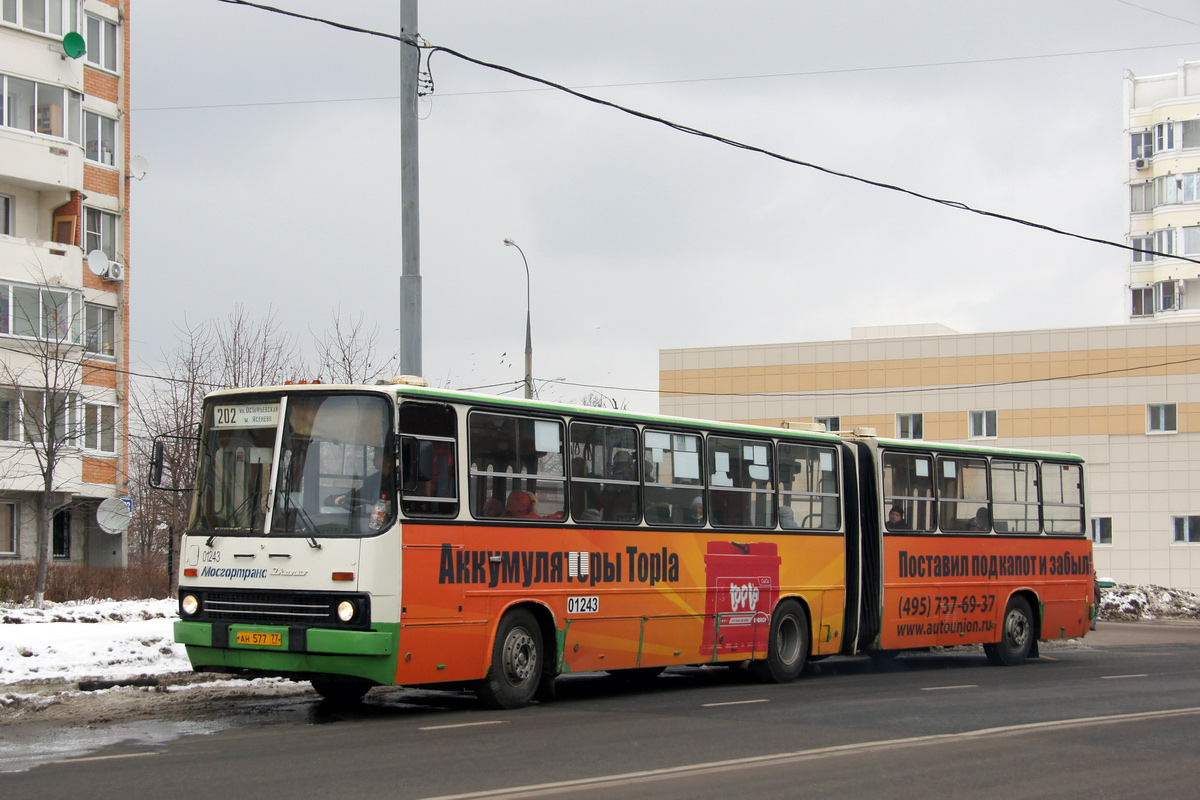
[{"x1": 189, "y1": 392, "x2": 395, "y2": 536}]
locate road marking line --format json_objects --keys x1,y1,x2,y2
[
  {"x1": 701, "y1": 699, "x2": 770, "y2": 707},
  {"x1": 920, "y1": 684, "x2": 977, "y2": 691},
  {"x1": 1101, "y1": 673, "x2": 1149, "y2": 680},
  {"x1": 420, "y1": 720, "x2": 508, "y2": 731},
  {"x1": 419, "y1": 706, "x2": 1200, "y2": 799},
  {"x1": 54, "y1": 752, "x2": 157, "y2": 765}
]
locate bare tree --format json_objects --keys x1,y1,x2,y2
[
  {"x1": 312, "y1": 306, "x2": 398, "y2": 385},
  {"x1": 579, "y1": 391, "x2": 627, "y2": 410},
  {"x1": 0, "y1": 277, "x2": 100, "y2": 606},
  {"x1": 127, "y1": 306, "x2": 308, "y2": 587}
]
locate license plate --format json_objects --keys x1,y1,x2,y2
[{"x1": 236, "y1": 631, "x2": 282, "y2": 647}]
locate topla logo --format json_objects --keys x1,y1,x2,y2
[{"x1": 728, "y1": 581, "x2": 761, "y2": 613}]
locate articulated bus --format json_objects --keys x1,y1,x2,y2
[{"x1": 165, "y1": 380, "x2": 1095, "y2": 707}]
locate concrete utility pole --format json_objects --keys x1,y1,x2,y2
[
  {"x1": 399, "y1": 0, "x2": 422, "y2": 377},
  {"x1": 503, "y1": 239, "x2": 534, "y2": 399}
]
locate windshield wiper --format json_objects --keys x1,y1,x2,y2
[{"x1": 279, "y1": 449, "x2": 322, "y2": 548}]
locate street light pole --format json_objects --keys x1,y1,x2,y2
[{"x1": 503, "y1": 238, "x2": 533, "y2": 399}]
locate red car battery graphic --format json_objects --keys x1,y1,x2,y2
[{"x1": 700, "y1": 541, "x2": 781, "y2": 656}]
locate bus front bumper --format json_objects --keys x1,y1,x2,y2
[{"x1": 174, "y1": 621, "x2": 399, "y2": 684}]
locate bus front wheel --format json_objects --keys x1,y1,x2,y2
[
  {"x1": 475, "y1": 609, "x2": 543, "y2": 709},
  {"x1": 751, "y1": 600, "x2": 809, "y2": 683},
  {"x1": 984, "y1": 596, "x2": 1034, "y2": 666}
]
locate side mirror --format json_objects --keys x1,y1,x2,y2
[
  {"x1": 150, "y1": 440, "x2": 165, "y2": 487},
  {"x1": 148, "y1": 433, "x2": 200, "y2": 492}
]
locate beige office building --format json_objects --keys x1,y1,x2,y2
[{"x1": 660, "y1": 320, "x2": 1200, "y2": 592}]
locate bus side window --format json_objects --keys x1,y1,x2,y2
[
  {"x1": 399, "y1": 402, "x2": 459, "y2": 518},
  {"x1": 468, "y1": 412, "x2": 566, "y2": 521},
  {"x1": 882, "y1": 452, "x2": 935, "y2": 532}
]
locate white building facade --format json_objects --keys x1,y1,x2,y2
[
  {"x1": 1126, "y1": 59, "x2": 1200, "y2": 320},
  {"x1": 0, "y1": 0, "x2": 130, "y2": 568}
]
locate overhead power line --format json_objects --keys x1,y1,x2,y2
[{"x1": 213, "y1": 0, "x2": 1196, "y2": 265}]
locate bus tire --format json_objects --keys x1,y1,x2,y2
[
  {"x1": 475, "y1": 609, "x2": 543, "y2": 709},
  {"x1": 984, "y1": 596, "x2": 1034, "y2": 666},
  {"x1": 751, "y1": 600, "x2": 809, "y2": 683},
  {"x1": 311, "y1": 677, "x2": 372, "y2": 704}
]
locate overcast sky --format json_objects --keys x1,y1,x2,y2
[{"x1": 130, "y1": 1, "x2": 1200, "y2": 412}]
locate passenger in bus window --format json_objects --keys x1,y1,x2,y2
[
  {"x1": 504, "y1": 490, "x2": 540, "y2": 518},
  {"x1": 686, "y1": 496, "x2": 705, "y2": 525},
  {"x1": 778, "y1": 506, "x2": 800, "y2": 529},
  {"x1": 966, "y1": 507, "x2": 990, "y2": 532},
  {"x1": 481, "y1": 498, "x2": 504, "y2": 517},
  {"x1": 887, "y1": 507, "x2": 908, "y2": 530}
]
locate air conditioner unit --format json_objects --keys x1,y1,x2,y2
[
  {"x1": 1135, "y1": 158, "x2": 1150, "y2": 170},
  {"x1": 102, "y1": 262, "x2": 125, "y2": 282}
]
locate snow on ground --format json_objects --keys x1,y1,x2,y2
[
  {"x1": 0, "y1": 598, "x2": 188, "y2": 686},
  {"x1": 1, "y1": 584, "x2": 1199, "y2": 690}
]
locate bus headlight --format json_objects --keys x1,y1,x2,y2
[
  {"x1": 181, "y1": 594, "x2": 200, "y2": 616},
  {"x1": 337, "y1": 600, "x2": 357, "y2": 622}
]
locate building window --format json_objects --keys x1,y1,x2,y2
[
  {"x1": 1173, "y1": 516, "x2": 1200, "y2": 543},
  {"x1": 84, "y1": 208, "x2": 118, "y2": 261},
  {"x1": 83, "y1": 111, "x2": 116, "y2": 166},
  {"x1": 1, "y1": 0, "x2": 78, "y2": 35},
  {"x1": 0, "y1": 194, "x2": 11, "y2": 235},
  {"x1": 896, "y1": 413, "x2": 923, "y2": 440},
  {"x1": 83, "y1": 402, "x2": 115, "y2": 452},
  {"x1": 85, "y1": 13, "x2": 118, "y2": 72},
  {"x1": 84, "y1": 303, "x2": 115, "y2": 357},
  {"x1": 0, "y1": 387, "x2": 15, "y2": 441},
  {"x1": 1131, "y1": 130, "x2": 1153, "y2": 160},
  {"x1": 4, "y1": 282, "x2": 82, "y2": 342},
  {"x1": 1131, "y1": 286, "x2": 1154, "y2": 317},
  {"x1": 52, "y1": 509, "x2": 69, "y2": 559},
  {"x1": 1147, "y1": 403, "x2": 1177, "y2": 433},
  {"x1": 0, "y1": 74, "x2": 81, "y2": 143},
  {"x1": 0, "y1": 502, "x2": 14, "y2": 554},
  {"x1": 969, "y1": 410, "x2": 997, "y2": 439},
  {"x1": 814, "y1": 416, "x2": 840, "y2": 432},
  {"x1": 1159, "y1": 281, "x2": 1178, "y2": 312},
  {"x1": 1131, "y1": 235, "x2": 1153, "y2": 263},
  {"x1": 20, "y1": 389, "x2": 77, "y2": 445},
  {"x1": 1091, "y1": 517, "x2": 1112, "y2": 545},
  {"x1": 1155, "y1": 173, "x2": 1200, "y2": 206},
  {"x1": 1184, "y1": 120, "x2": 1200, "y2": 149},
  {"x1": 1183, "y1": 226, "x2": 1200, "y2": 256},
  {"x1": 1156, "y1": 122, "x2": 1175, "y2": 153},
  {"x1": 1131, "y1": 182, "x2": 1154, "y2": 213},
  {"x1": 1155, "y1": 228, "x2": 1174, "y2": 257}
]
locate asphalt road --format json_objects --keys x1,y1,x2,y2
[{"x1": 4, "y1": 621, "x2": 1200, "y2": 799}]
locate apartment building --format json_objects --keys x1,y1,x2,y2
[
  {"x1": 660, "y1": 320, "x2": 1200, "y2": 592},
  {"x1": 1126, "y1": 59, "x2": 1200, "y2": 320},
  {"x1": 0, "y1": 0, "x2": 130, "y2": 567}
]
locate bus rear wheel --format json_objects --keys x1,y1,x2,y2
[
  {"x1": 311, "y1": 677, "x2": 372, "y2": 704},
  {"x1": 751, "y1": 600, "x2": 808, "y2": 683},
  {"x1": 475, "y1": 609, "x2": 543, "y2": 709},
  {"x1": 984, "y1": 596, "x2": 1034, "y2": 666}
]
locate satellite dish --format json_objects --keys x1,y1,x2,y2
[
  {"x1": 61, "y1": 31, "x2": 86, "y2": 59},
  {"x1": 86, "y1": 249, "x2": 109, "y2": 276},
  {"x1": 97, "y1": 497, "x2": 131, "y2": 535},
  {"x1": 129, "y1": 155, "x2": 149, "y2": 180}
]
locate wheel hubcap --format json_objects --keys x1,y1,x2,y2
[
  {"x1": 1005, "y1": 610, "x2": 1030, "y2": 649},
  {"x1": 776, "y1": 615, "x2": 800, "y2": 665},
  {"x1": 503, "y1": 626, "x2": 536, "y2": 684}
]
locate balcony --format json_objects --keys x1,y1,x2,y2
[
  {"x1": 0, "y1": 235, "x2": 83, "y2": 287},
  {"x1": 0, "y1": 126, "x2": 83, "y2": 193}
]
